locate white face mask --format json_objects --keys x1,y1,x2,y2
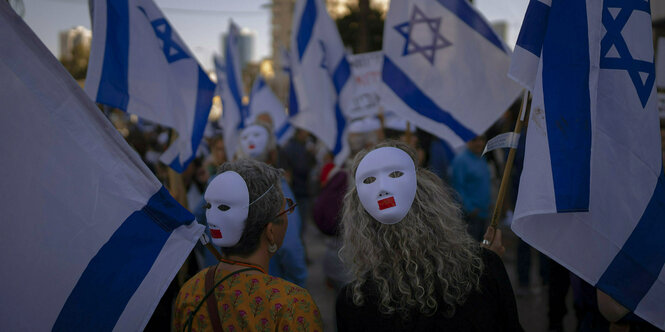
[
  {"x1": 204, "y1": 171, "x2": 249, "y2": 247},
  {"x1": 240, "y1": 125, "x2": 269, "y2": 158},
  {"x1": 355, "y1": 147, "x2": 417, "y2": 224}
]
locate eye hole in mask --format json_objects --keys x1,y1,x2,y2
[
  {"x1": 389, "y1": 171, "x2": 404, "y2": 178},
  {"x1": 363, "y1": 176, "x2": 376, "y2": 184},
  {"x1": 204, "y1": 202, "x2": 211, "y2": 209},
  {"x1": 218, "y1": 204, "x2": 230, "y2": 211}
]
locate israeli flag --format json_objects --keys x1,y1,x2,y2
[
  {"x1": 289, "y1": 0, "x2": 352, "y2": 164},
  {"x1": 216, "y1": 21, "x2": 246, "y2": 161},
  {"x1": 85, "y1": 0, "x2": 215, "y2": 173},
  {"x1": 381, "y1": 0, "x2": 522, "y2": 148},
  {"x1": 248, "y1": 75, "x2": 294, "y2": 146},
  {"x1": 509, "y1": 0, "x2": 551, "y2": 91},
  {"x1": 511, "y1": 0, "x2": 665, "y2": 328},
  {"x1": 0, "y1": 3, "x2": 204, "y2": 330}
]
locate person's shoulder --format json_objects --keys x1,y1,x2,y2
[{"x1": 268, "y1": 276, "x2": 315, "y2": 299}]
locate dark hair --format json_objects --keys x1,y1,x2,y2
[{"x1": 217, "y1": 158, "x2": 284, "y2": 257}]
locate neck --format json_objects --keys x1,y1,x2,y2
[{"x1": 222, "y1": 252, "x2": 270, "y2": 274}]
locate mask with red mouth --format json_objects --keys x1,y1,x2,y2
[
  {"x1": 240, "y1": 125, "x2": 269, "y2": 159},
  {"x1": 355, "y1": 147, "x2": 417, "y2": 224},
  {"x1": 203, "y1": 171, "x2": 250, "y2": 247}
]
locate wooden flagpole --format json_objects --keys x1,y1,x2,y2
[{"x1": 489, "y1": 90, "x2": 531, "y2": 236}]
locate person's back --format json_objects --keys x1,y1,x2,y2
[{"x1": 174, "y1": 265, "x2": 321, "y2": 332}]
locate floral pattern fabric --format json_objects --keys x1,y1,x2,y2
[{"x1": 173, "y1": 265, "x2": 323, "y2": 332}]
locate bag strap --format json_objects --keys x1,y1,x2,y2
[
  {"x1": 183, "y1": 266, "x2": 259, "y2": 332},
  {"x1": 204, "y1": 264, "x2": 223, "y2": 332}
]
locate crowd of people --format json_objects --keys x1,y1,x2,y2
[{"x1": 111, "y1": 108, "x2": 665, "y2": 331}]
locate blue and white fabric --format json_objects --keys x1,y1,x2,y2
[
  {"x1": 381, "y1": 0, "x2": 522, "y2": 148},
  {"x1": 85, "y1": 0, "x2": 215, "y2": 172},
  {"x1": 289, "y1": 0, "x2": 352, "y2": 164},
  {"x1": 248, "y1": 75, "x2": 294, "y2": 146},
  {"x1": 511, "y1": 0, "x2": 665, "y2": 328},
  {"x1": 216, "y1": 21, "x2": 246, "y2": 161},
  {"x1": 0, "y1": 3, "x2": 204, "y2": 330}
]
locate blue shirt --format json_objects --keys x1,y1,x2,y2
[{"x1": 451, "y1": 148, "x2": 491, "y2": 219}]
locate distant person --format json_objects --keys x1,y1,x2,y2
[
  {"x1": 173, "y1": 159, "x2": 322, "y2": 331},
  {"x1": 336, "y1": 141, "x2": 521, "y2": 331},
  {"x1": 451, "y1": 135, "x2": 491, "y2": 241},
  {"x1": 237, "y1": 122, "x2": 308, "y2": 287}
]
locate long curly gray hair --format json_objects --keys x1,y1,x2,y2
[{"x1": 340, "y1": 140, "x2": 483, "y2": 318}]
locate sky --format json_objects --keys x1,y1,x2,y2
[{"x1": 19, "y1": 0, "x2": 528, "y2": 71}]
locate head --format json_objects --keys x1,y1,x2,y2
[
  {"x1": 238, "y1": 122, "x2": 277, "y2": 163},
  {"x1": 341, "y1": 140, "x2": 483, "y2": 318},
  {"x1": 204, "y1": 158, "x2": 287, "y2": 258},
  {"x1": 256, "y1": 113, "x2": 274, "y2": 128},
  {"x1": 209, "y1": 135, "x2": 226, "y2": 166},
  {"x1": 466, "y1": 135, "x2": 486, "y2": 156}
]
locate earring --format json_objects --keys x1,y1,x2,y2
[{"x1": 268, "y1": 243, "x2": 278, "y2": 253}]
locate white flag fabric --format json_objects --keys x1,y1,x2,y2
[
  {"x1": 216, "y1": 21, "x2": 246, "y2": 161},
  {"x1": 0, "y1": 3, "x2": 204, "y2": 330},
  {"x1": 289, "y1": 0, "x2": 351, "y2": 164},
  {"x1": 248, "y1": 75, "x2": 294, "y2": 146},
  {"x1": 381, "y1": 0, "x2": 522, "y2": 148},
  {"x1": 511, "y1": 0, "x2": 665, "y2": 328},
  {"x1": 657, "y1": 37, "x2": 665, "y2": 90},
  {"x1": 85, "y1": 0, "x2": 215, "y2": 173}
]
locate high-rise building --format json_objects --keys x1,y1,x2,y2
[
  {"x1": 59, "y1": 26, "x2": 92, "y2": 61},
  {"x1": 221, "y1": 27, "x2": 256, "y2": 69}
]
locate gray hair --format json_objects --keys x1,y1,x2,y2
[
  {"x1": 340, "y1": 140, "x2": 483, "y2": 318},
  {"x1": 235, "y1": 121, "x2": 277, "y2": 163},
  {"x1": 217, "y1": 158, "x2": 284, "y2": 257}
]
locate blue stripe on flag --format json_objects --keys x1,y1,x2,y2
[
  {"x1": 225, "y1": 37, "x2": 244, "y2": 117},
  {"x1": 53, "y1": 186, "x2": 193, "y2": 331},
  {"x1": 597, "y1": 169, "x2": 665, "y2": 310},
  {"x1": 169, "y1": 67, "x2": 215, "y2": 172},
  {"x1": 297, "y1": 0, "x2": 317, "y2": 61},
  {"x1": 331, "y1": 58, "x2": 350, "y2": 155},
  {"x1": 435, "y1": 0, "x2": 505, "y2": 53},
  {"x1": 515, "y1": 0, "x2": 551, "y2": 56},
  {"x1": 288, "y1": 76, "x2": 299, "y2": 117},
  {"x1": 542, "y1": 0, "x2": 591, "y2": 212},
  {"x1": 276, "y1": 121, "x2": 292, "y2": 140},
  {"x1": 332, "y1": 56, "x2": 351, "y2": 94},
  {"x1": 382, "y1": 56, "x2": 476, "y2": 142},
  {"x1": 97, "y1": 0, "x2": 129, "y2": 110}
]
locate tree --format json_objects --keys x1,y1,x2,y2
[
  {"x1": 335, "y1": 5, "x2": 384, "y2": 53},
  {"x1": 59, "y1": 42, "x2": 90, "y2": 81}
]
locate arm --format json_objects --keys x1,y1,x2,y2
[{"x1": 483, "y1": 249, "x2": 524, "y2": 331}]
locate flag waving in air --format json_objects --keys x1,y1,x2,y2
[
  {"x1": 0, "y1": 3, "x2": 204, "y2": 330},
  {"x1": 216, "y1": 21, "x2": 246, "y2": 161},
  {"x1": 85, "y1": 0, "x2": 215, "y2": 172},
  {"x1": 289, "y1": 0, "x2": 352, "y2": 164},
  {"x1": 381, "y1": 0, "x2": 522, "y2": 148},
  {"x1": 511, "y1": 0, "x2": 665, "y2": 328},
  {"x1": 248, "y1": 75, "x2": 294, "y2": 146}
]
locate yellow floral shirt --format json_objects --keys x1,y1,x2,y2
[{"x1": 173, "y1": 265, "x2": 323, "y2": 332}]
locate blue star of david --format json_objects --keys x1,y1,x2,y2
[
  {"x1": 319, "y1": 40, "x2": 328, "y2": 70},
  {"x1": 138, "y1": 6, "x2": 190, "y2": 64},
  {"x1": 393, "y1": 5, "x2": 452, "y2": 65},
  {"x1": 599, "y1": 0, "x2": 654, "y2": 108}
]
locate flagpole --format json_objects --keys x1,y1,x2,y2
[{"x1": 489, "y1": 89, "x2": 530, "y2": 235}]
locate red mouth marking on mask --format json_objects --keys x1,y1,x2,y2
[
  {"x1": 210, "y1": 229, "x2": 222, "y2": 238},
  {"x1": 249, "y1": 144, "x2": 256, "y2": 149},
  {"x1": 377, "y1": 197, "x2": 396, "y2": 210}
]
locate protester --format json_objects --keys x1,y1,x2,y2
[
  {"x1": 283, "y1": 128, "x2": 316, "y2": 222},
  {"x1": 336, "y1": 141, "x2": 522, "y2": 331},
  {"x1": 173, "y1": 159, "x2": 323, "y2": 332},
  {"x1": 237, "y1": 122, "x2": 308, "y2": 287},
  {"x1": 451, "y1": 135, "x2": 492, "y2": 241}
]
